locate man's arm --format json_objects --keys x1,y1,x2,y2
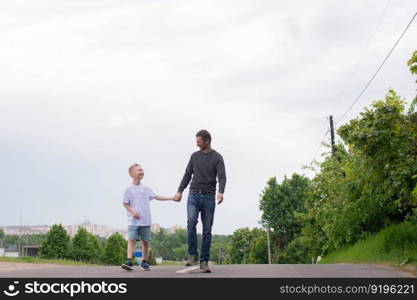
[
  {"x1": 216, "y1": 155, "x2": 226, "y2": 204},
  {"x1": 123, "y1": 202, "x2": 140, "y2": 219},
  {"x1": 217, "y1": 155, "x2": 226, "y2": 194}
]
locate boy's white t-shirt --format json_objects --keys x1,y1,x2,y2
[{"x1": 123, "y1": 183, "x2": 156, "y2": 226}]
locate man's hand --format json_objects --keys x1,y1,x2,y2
[
  {"x1": 217, "y1": 193, "x2": 224, "y2": 205},
  {"x1": 174, "y1": 192, "x2": 182, "y2": 202},
  {"x1": 132, "y1": 210, "x2": 141, "y2": 219}
]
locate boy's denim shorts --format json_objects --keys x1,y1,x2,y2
[{"x1": 127, "y1": 225, "x2": 152, "y2": 241}]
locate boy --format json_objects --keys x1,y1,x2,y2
[{"x1": 121, "y1": 163, "x2": 177, "y2": 271}]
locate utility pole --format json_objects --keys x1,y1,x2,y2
[
  {"x1": 266, "y1": 223, "x2": 271, "y2": 264},
  {"x1": 19, "y1": 213, "x2": 22, "y2": 256},
  {"x1": 330, "y1": 115, "x2": 336, "y2": 155},
  {"x1": 243, "y1": 244, "x2": 246, "y2": 264},
  {"x1": 330, "y1": 115, "x2": 344, "y2": 175}
]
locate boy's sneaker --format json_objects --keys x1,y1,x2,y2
[
  {"x1": 200, "y1": 261, "x2": 211, "y2": 273},
  {"x1": 140, "y1": 260, "x2": 151, "y2": 271},
  {"x1": 185, "y1": 255, "x2": 198, "y2": 266},
  {"x1": 121, "y1": 260, "x2": 133, "y2": 271}
]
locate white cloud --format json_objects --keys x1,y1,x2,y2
[{"x1": 1, "y1": 0, "x2": 416, "y2": 234}]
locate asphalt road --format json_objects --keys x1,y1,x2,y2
[{"x1": 0, "y1": 262, "x2": 414, "y2": 278}]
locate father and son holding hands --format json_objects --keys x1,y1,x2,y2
[{"x1": 121, "y1": 130, "x2": 226, "y2": 273}]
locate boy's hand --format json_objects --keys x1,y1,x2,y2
[{"x1": 132, "y1": 211, "x2": 141, "y2": 219}]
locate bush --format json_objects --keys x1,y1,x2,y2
[
  {"x1": 382, "y1": 222, "x2": 417, "y2": 251},
  {"x1": 147, "y1": 249, "x2": 157, "y2": 265},
  {"x1": 40, "y1": 224, "x2": 71, "y2": 259},
  {"x1": 276, "y1": 238, "x2": 311, "y2": 264},
  {"x1": 248, "y1": 234, "x2": 268, "y2": 264},
  {"x1": 102, "y1": 233, "x2": 127, "y2": 265},
  {"x1": 320, "y1": 221, "x2": 417, "y2": 264},
  {"x1": 70, "y1": 228, "x2": 103, "y2": 263}
]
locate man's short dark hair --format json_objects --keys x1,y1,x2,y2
[{"x1": 196, "y1": 129, "x2": 211, "y2": 144}]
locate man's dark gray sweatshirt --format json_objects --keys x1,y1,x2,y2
[{"x1": 177, "y1": 150, "x2": 226, "y2": 194}]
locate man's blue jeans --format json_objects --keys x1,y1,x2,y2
[{"x1": 187, "y1": 192, "x2": 216, "y2": 262}]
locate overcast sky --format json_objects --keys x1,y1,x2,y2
[{"x1": 1, "y1": 0, "x2": 416, "y2": 235}]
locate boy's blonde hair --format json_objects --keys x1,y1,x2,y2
[{"x1": 128, "y1": 163, "x2": 142, "y2": 176}]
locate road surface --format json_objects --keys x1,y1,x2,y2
[{"x1": 0, "y1": 262, "x2": 414, "y2": 278}]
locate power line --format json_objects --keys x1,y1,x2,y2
[
  {"x1": 333, "y1": 0, "x2": 391, "y2": 116},
  {"x1": 311, "y1": 128, "x2": 330, "y2": 163},
  {"x1": 310, "y1": 3, "x2": 391, "y2": 165},
  {"x1": 336, "y1": 11, "x2": 417, "y2": 125},
  {"x1": 311, "y1": 117, "x2": 330, "y2": 163},
  {"x1": 310, "y1": 9, "x2": 414, "y2": 165}
]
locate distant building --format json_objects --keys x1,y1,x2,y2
[
  {"x1": 65, "y1": 222, "x2": 111, "y2": 237},
  {"x1": 4, "y1": 252, "x2": 19, "y2": 258},
  {"x1": 0, "y1": 225, "x2": 50, "y2": 235},
  {"x1": 23, "y1": 246, "x2": 40, "y2": 257},
  {"x1": 150, "y1": 224, "x2": 185, "y2": 234},
  {"x1": 151, "y1": 223, "x2": 161, "y2": 233},
  {"x1": 168, "y1": 225, "x2": 184, "y2": 234}
]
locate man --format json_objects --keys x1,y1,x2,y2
[{"x1": 174, "y1": 129, "x2": 226, "y2": 273}]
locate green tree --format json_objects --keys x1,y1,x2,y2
[
  {"x1": 0, "y1": 229, "x2": 5, "y2": 240},
  {"x1": 40, "y1": 224, "x2": 71, "y2": 259},
  {"x1": 172, "y1": 245, "x2": 188, "y2": 261},
  {"x1": 259, "y1": 174, "x2": 310, "y2": 254},
  {"x1": 338, "y1": 90, "x2": 417, "y2": 225},
  {"x1": 299, "y1": 52, "x2": 417, "y2": 258},
  {"x1": 103, "y1": 233, "x2": 127, "y2": 265},
  {"x1": 70, "y1": 228, "x2": 103, "y2": 263},
  {"x1": 95, "y1": 235, "x2": 107, "y2": 249},
  {"x1": 4, "y1": 235, "x2": 19, "y2": 248},
  {"x1": 230, "y1": 228, "x2": 252, "y2": 264},
  {"x1": 230, "y1": 228, "x2": 265, "y2": 264},
  {"x1": 151, "y1": 228, "x2": 173, "y2": 259},
  {"x1": 151, "y1": 228, "x2": 189, "y2": 261},
  {"x1": 147, "y1": 249, "x2": 157, "y2": 265},
  {"x1": 210, "y1": 242, "x2": 231, "y2": 264},
  {"x1": 23, "y1": 234, "x2": 47, "y2": 246},
  {"x1": 300, "y1": 144, "x2": 353, "y2": 257},
  {"x1": 276, "y1": 237, "x2": 311, "y2": 264},
  {"x1": 248, "y1": 233, "x2": 268, "y2": 264},
  {"x1": 407, "y1": 50, "x2": 417, "y2": 81}
]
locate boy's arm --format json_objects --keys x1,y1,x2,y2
[
  {"x1": 155, "y1": 195, "x2": 176, "y2": 201},
  {"x1": 123, "y1": 202, "x2": 141, "y2": 218}
]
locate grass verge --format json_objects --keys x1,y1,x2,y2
[
  {"x1": 319, "y1": 222, "x2": 417, "y2": 276},
  {"x1": 0, "y1": 256, "x2": 100, "y2": 266}
]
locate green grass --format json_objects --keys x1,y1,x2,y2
[
  {"x1": 0, "y1": 256, "x2": 101, "y2": 266},
  {"x1": 0, "y1": 256, "x2": 186, "y2": 267},
  {"x1": 319, "y1": 222, "x2": 417, "y2": 271},
  {"x1": 158, "y1": 260, "x2": 185, "y2": 266}
]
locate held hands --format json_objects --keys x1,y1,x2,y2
[
  {"x1": 171, "y1": 192, "x2": 222, "y2": 203},
  {"x1": 173, "y1": 192, "x2": 182, "y2": 202}
]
